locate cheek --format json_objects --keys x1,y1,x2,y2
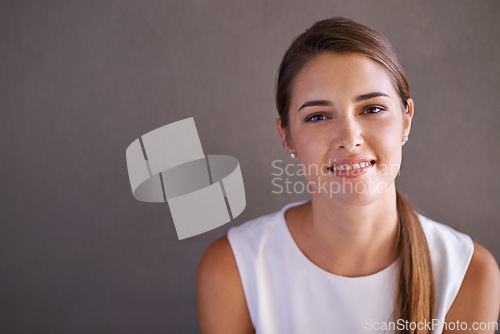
[
  {"x1": 293, "y1": 128, "x2": 329, "y2": 160},
  {"x1": 371, "y1": 116, "x2": 403, "y2": 148},
  {"x1": 288, "y1": 126, "x2": 331, "y2": 179},
  {"x1": 370, "y1": 120, "x2": 403, "y2": 175}
]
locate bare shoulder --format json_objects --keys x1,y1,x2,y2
[
  {"x1": 197, "y1": 235, "x2": 254, "y2": 334},
  {"x1": 444, "y1": 242, "x2": 500, "y2": 334},
  {"x1": 461, "y1": 243, "x2": 500, "y2": 305},
  {"x1": 198, "y1": 235, "x2": 238, "y2": 281}
]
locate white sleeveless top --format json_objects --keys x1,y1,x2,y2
[{"x1": 228, "y1": 202, "x2": 474, "y2": 334}]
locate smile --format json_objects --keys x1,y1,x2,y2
[
  {"x1": 327, "y1": 159, "x2": 376, "y2": 178},
  {"x1": 327, "y1": 160, "x2": 376, "y2": 172}
]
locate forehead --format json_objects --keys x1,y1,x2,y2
[{"x1": 291, "y1": 52, "x2": 399, "y2": 106}]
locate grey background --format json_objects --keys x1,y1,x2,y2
[{"x1": 1, "y1": 0, "x2": 498, "y2": 333}]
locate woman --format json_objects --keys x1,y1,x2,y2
[{"x1": 197, "y1": 17, "x2": 500, "y2": 334}]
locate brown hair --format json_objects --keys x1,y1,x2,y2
[{"x1": 275, "y1": 17, "x2": 434, "y2": 334}]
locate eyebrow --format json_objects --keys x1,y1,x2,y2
[
  {"x1": 297, "y1": 92, "x2": 390, "y2": 112},
  {"x1": 298, "y1": 100, "x2": 333, "y2": 111},
  {"x1": 355, "y1": 91, "x2": 389, "y2": 102}
]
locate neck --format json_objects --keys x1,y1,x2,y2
[{"x1": 294, "y1": 185, "x2": 400, "y2": 277}]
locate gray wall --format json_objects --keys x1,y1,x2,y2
[{"x1": 1, "y1": 0, "x2": 498, "y2": 333}]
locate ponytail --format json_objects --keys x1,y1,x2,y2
[{"x1": 395, "y1": 189, "x2": 435, "y2": 334}]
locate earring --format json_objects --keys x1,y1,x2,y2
[
  {"x1": 403, "y1": 136, "x2": 409, "y2": 144},
  {"x1": 290, "y1": 152, "x2": 296, "y2": 158}
]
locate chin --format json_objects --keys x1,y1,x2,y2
[
  {"x1": 329, "y1": 191, "x2": 383, "y2": 208},
  {"x1": 309, "y1": 177, "x2": 395, "y2": 208}
]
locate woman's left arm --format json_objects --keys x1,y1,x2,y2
[{"x1": 444, "y1": 242, "x2": 500, "y2": 334}]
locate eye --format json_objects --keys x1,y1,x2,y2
[
  {"x1": 362, "y1": 106, "x2": 385, "y2": 114},
  {"x1": 305, "y1": 114, "x2": 328, "y2": 122}
]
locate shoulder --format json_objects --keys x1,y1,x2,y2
[
  {"x1": 444, "y1": 242, "x2": 500, "y2": 333},
  {"x1": 465, "y1": 243, "x2": 500, "y2": 287},
  {"x1": 418, "y1": 214, "x2": 474, "y2": 273},
  {"x1": 197, "y1": 236, "x2": 254, "y2": 333},
  {"x1": 418, "y1": 214, "x2": 472, "y2": 248},
  {"x1": 229, "y1": 207, "x2": 285, "y2": 238},
  {"x1": 198, "y1": 236, "x2": 237, "y2": 280},
  {"x1": 227, "y1": 204, "x2": 292, "y2": 255}
]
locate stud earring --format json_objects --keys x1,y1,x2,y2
[
  {"x1": 290, "y1": 152, "x2": 296, "y2": 158},
  {"x1": 403, "y1": 136, "x2": 409, "y2": 144}
]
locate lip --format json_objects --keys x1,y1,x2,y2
[{"x1": 327, "y1": 157, "x2": 376, "y2": 179}]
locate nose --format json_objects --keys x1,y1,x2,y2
[{"x1": 334, "y1": 116, "x2": 363, "y2": 151}]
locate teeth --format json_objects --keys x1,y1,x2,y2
[{"x1": 329, "y1": 161, "x2": 374, "y2": 172}]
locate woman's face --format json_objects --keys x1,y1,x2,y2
[{"x1": 277, "y1": 52, "x2": 413, "y2": 207}]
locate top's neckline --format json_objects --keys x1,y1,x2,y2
[{"x1": 278, "y1": 201, "x2": 400, "y2": 281}]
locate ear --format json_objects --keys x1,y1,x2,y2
[
  {"x1": 276, "y1": 118, "x2": 293, "y2": 153},
  {"x1": 402, "y1": 98, "x2": 414, "y2": 139}
]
